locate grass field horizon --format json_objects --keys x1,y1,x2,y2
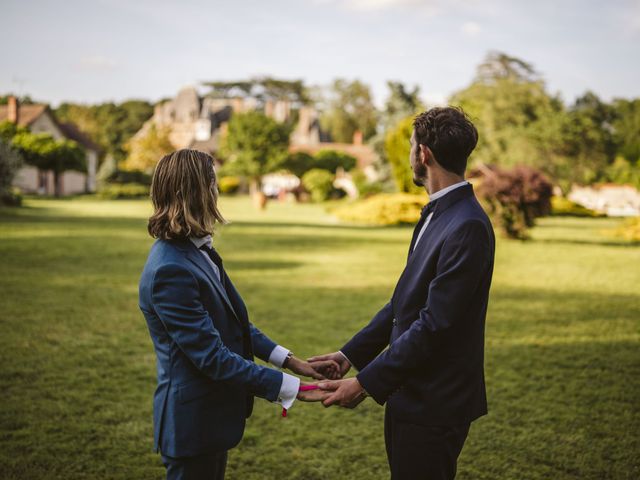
[{"x1": 1, "y1": 196, "x2": 638, "y2": 479}]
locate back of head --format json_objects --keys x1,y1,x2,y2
[
  {"x1": 148, "y1": 149, "x2": 225, "y2": 240},
  {"x1": 413, "y1": 107, "x2": 478, "y2": 175}
]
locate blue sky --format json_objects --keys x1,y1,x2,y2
[{"x1": 1, "y1": 0, "x2": 638, "y2": 107}]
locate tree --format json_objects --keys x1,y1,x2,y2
[
  {"x1": 314, "y1": 150, "x2": 357, "y2": 173},
  {"x1": 55, "y1": 100, "x2": 154, "y2": 162},
  {"x1": 220, "y1": 111, "x2": 291, "y2": 206},
  {"x1": 203, "y1": 77, "x2": 310, "y2": 106},
  {"x1": 0, "y1": 139, "x2": 23, "y2": 205},
  {"x1": 320, "y1": 79, "x2": 377, "y2": 143},
  {"x1": 384, "y1": 117, "x2": 422, "y2": 193},
  {"x1": 473, "y1": 164, "x2": 553, "y2": 239},
  {"x1": 383, "y1": 81, "x2": 422, "y2": 129},
  {"x1": 11, "y1": 131, "x2": 85, "y2": 197},
  {"x1": 121, "y1": 124, "x2": 174, "y2": 173},
  {"x1": 611, "y1": 98, "x2": 640, "y2": 165}
]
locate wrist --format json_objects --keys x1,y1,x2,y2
[{"x1": 283, "y1": 352, "x2": 294, "y2": 369}]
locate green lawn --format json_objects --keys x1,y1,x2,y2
[{"x1": 0, "y1": 196, "x2": 638, "y2": 480}]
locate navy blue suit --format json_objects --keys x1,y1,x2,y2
[
  {"x1": 341, "y1": 184, "x2": 495, "y2": 479},
  {"x1": 139, "y1": 238, "x2": 283, "y2": 462}
]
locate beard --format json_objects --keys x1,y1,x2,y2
[{"x1": 412, "y1": 155, "x2": 427, "y2": 187}]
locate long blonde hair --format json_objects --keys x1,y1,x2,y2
[{"x1": 148, "y1": 149, "x2": 226, "y2": 239}]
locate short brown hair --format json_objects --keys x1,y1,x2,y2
[
  {"x1": 413, "y1": 107, "x2": 478, "y2": 175},
  {"x1": 148, "y1": 149, "x2": 226, "y2": 240}
]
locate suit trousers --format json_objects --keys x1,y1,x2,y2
[
  {"x1": 384, "y1": 409, "x2": 470, "y2": 480},
  {"x1": 162, "y1": 451, "x2": 227, "y2": 480}
]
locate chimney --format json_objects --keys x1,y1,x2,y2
[
  {"x1": 7, "y1": 95, "x2": 19, "y2": 124},
  {"x1": 353, "y1": 130, "x2": 363, "y2": 146}
]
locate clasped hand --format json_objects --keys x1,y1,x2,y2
[{"x1": 295, "y1": 351, "x2": 367, "y2": 409}]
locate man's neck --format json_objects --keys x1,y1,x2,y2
[{"x1": 426, "y1": 173, "x2": 466, "y2": 197}]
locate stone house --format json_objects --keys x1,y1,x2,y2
[
  {"x1": 1, "y1": 96, "x2": 99, "y2": 195},
  {"x1": 136, "y1": 86, "x2": 378, "y2": 175}
]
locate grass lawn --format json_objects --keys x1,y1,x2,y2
[{"x1": 0, "y1": 196, "x2": 638, "y2": 480}]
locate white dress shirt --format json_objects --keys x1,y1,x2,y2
[
  {"x1": 189, "y1": 235, "x2": 299, "y2": 410},
  {"x1": 413, "y1": 181, "x2": 469, "y2": 251}
]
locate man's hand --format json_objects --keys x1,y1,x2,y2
[
  {"x1": 286, "y1": 355, "x2": 339, "y2": 380},
  {"x1": 296, "y1": 382, "x2": 332, "y2": 402},
  {"x1": 307, "y1": 352, "x2": 351, "y2": 379},
  {"x1": 319, "y1": 377, "x2": 367, "y2": 409}
]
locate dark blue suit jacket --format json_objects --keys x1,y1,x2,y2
[
  {"x1": 342, "y1": 184, "x2": 495, "y2": 425},
  {"x1": 139, "y1": 238, "x2": 283, "y2": 457}
]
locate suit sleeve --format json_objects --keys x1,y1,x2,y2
[
  {"x1": 340, "y1": 301, "x2": 395, "y2": 371},
  {"x1": 248, "y1": 323, "x2": 278, "y2": 363},
  {"x1": 356, "y1": 220, "x2": 492, "y2": 404},
  {"x1": 152, "y1": 262, "x2": 282, "y2": 401}
]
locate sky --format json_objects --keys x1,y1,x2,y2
[{"x1": 1, "y1": 0, "x2": 639, "y2": 107}]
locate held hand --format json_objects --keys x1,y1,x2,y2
[
  {"x1": 319, "y1": 378, "x2": 367, "y2": 409},
  {"x1": 286, "y1": 356, "x2": 339, "y2": 380},
  {"x1": 307, "y1": 352, "x2": 351, "y2": 379},
  {"x1": 296, "y1": 382, "x2": 332, "y2": 402}
]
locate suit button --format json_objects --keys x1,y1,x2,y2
[{"x1": 392, "y1": 318, "x2": 397, "y2": 326}]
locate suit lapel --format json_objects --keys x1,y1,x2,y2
[
  {"x1": 407, "y1": 184, "x2": 475, "y2": 262},
  {"x1": 183, "y1": 245, "x2": 240, "y2": 322}
]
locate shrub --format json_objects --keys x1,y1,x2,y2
[
  {"x1": 282, "y1": 152, "x2": 315, "y2": 177},
  {"x1": 351, "y1": 169, "x2": 385, "y2": 198},
  {"x1": 473, "y1": 165, "x2": 553, "y2": 239},
  {"x1": 605, "y1": 156, "x2": 640, "y2": 190},
  {"x1": 551, "y1": 196, "x2": 603, "y2": 217},
  {"x1": 218, "y1": 176, "x2": 241, "y2": 194},
  {"x1": 314, "y1": 150, "x2": 357, "y2": 173},
  {"x1": 302, "y1": 169, "x2": 334, "y2": 202},
  {"x1": 611, "y1": 217, "x2": 640, "y2": 243},
  {"x1": 332, "y1": 192, "x2": 428, "y2": 225},
  {"x1": 1, "y1": 187, "x2": 22, "y2": 206},
  {"x1": 97, "y1": 182, "x2": 149, "y2": 199}
]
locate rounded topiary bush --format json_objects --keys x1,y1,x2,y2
[{"x1": 302, "y1": 168, "x2": 334, "y2": 202}]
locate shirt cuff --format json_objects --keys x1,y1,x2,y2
[
  {"x1": 276, "y1": 372, "x2": 300, "y2": 410},
  {"x1": 338, "y1": 350, "x2": 353, "y2": 367},
  {"x1": 268, "y1": 345, "x2": 290, "y2": 368}
]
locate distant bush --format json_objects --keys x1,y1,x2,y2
[
  {"x1": 351, "y1": 169, "x2": 385, "y2": 198},
  {"x1": 218, "y1": 176, "x2": 241, "y2": 194},
  {"x1": 98, "y1": 183, "x2": 149, "y2": 199},
  {"x1": 610, "y1": 217, "x2": 640, "y2": 243},
  {"x1": 551, "y1": 196, "x2": 603, "y2": 217},
  {"x1": 1, "y1": 187, "x2": 22, "y2": 206},
  {"x1": 314, "y1": 150, "x2": 357, "y2": 173},
  {"x1": 332, "y1": 193, "x2": 427, "y2": 225},
  {"x1": 474, "y1": 165, "x2": 553, "y2": 239},
  {"x1": 605, "y1": 156, "x2": 640, "y2": 190},
  {"x1": 302, "y1": 169, "x2": 334, "y2": 202}
]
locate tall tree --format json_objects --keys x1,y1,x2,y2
[
  {"x1": 320, "y1": 79, "x2": 377, "y2": 143},
  {"x1": 55, "y1": 100, "x2": 153, "y2": 161},
  {"x1": 219, "y1": 111, "x2": 291, "y2": 206},
  {"x1": 121, "y1": 124, "x2": 174, "y2": 173},
  {"x1": 384, "y1": 116, "x2": 422, "y2": 194},
  {"x1": 383, "y1": 81, "x2": 422, "y2": 129}
]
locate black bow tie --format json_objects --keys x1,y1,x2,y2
[{"x1": 421, "y1": 200, "x2": 438, "y2": 218}]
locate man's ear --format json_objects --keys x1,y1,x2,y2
[{"x1": 419, "y1": 145, "x2": 431, "y2": 166}]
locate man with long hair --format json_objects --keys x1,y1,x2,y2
[{"x1": 139, "y1": 149, "x2": 334, "y2": 479}]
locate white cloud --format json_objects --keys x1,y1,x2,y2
[
  {"x1": 314, "y1": 0, "x2": 441, "y2": 15},
  {"x1": 77, "y1": 55, "x2": 118, "y2": 71},
  {"x1": 461, "y1": 21, "x2": 482, "y2": 36}
]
